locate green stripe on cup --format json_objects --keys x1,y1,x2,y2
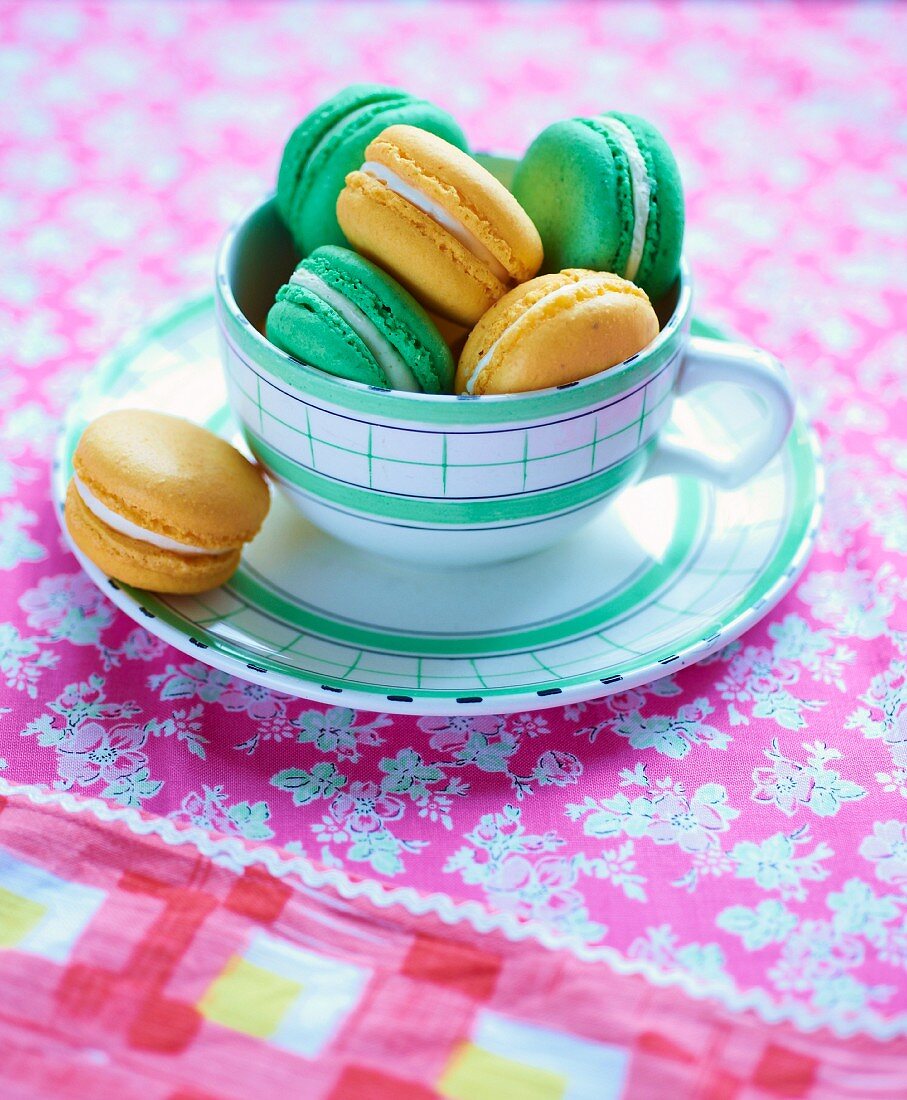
[
  {"x1": 244, "y1": 427, "x2": 657, "y2": 525},
  {"x1": 224, "y1": 476, "x2": 702, "y2": 656}
]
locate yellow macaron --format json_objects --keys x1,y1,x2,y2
[
  {"x1": 65, "y1": 410, "x2": 270, "y2": 594},
  {"x1": 337, "y1": 124, "x2": 543, "y2": 328},
  {"x1": 455, "y1": 269, "x2": 660, "y2": 395}
]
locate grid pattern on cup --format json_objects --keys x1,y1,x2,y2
[
  {"x1": 221, "y1": 330, "x2": 681, "y2": 504},
  {"x1": 270, "y1": 472, "x2": 634, "y2": 533},
  {"x1": 57, "y1": 300, "x2": 818, "y2": 706}
]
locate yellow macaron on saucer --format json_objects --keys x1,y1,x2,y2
[
  {"x1": 54, "y1": 288, "x2": 822, "y2": 716},
  {"x1": 65, "y1": 409, "x2": 270, "y2": 595}
]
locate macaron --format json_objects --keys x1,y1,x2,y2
[
  {"x1": 276, "y1": 84, "x2": 468, "y2": 256},
  {"x1": 455, "y1": 270, "x2": 659, "y2": 395},
  {"x1": 337, "y1": 124, "x2": 544, "y2": 327},
  {"x1": 65, "y1": 410, "x2": 270, "y2": 594},
  {"x1": 266, "y1": 245, "x2": 455, "y2": 393},
  {"x1": 512, "y1": 112, "x2": 684, "y2": 301}
]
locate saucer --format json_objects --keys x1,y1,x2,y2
[{"x1": 54, "y1": 299, "x2": 822, "y2": 716}]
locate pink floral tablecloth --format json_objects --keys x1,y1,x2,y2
[{"x1": 1, "y1": 0, "x2": 905, "y2": 1043}]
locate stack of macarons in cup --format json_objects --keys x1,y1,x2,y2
[
  {"x1": 64, "y1": 84, "x2": 685, "y2": 595},
  {"x1": 267, "y1": 83, "x2": 684, "y2": 397}
]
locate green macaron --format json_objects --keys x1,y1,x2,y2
[
  {"x1": 265, "y1": 245, "x2": 455, "y2": 394},
  {"x1": 512, "y1": 111, "x2": 684, "y2": 301},
  {"x1": 276, "y1": 84, "x2": 469, "y2": 256}
]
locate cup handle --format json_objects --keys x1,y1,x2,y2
[{"x1": 643, "y1": 335, "x2": 796, "y2": 490}]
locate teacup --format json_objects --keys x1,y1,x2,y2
[{"x1": 215, "y1": 165, "x2": 795, "y2": 567}]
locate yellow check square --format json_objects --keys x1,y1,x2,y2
[
  {"x1": 0, "y1": 886, "x2": 46, "y2": 949},
  {"x1": 199, "y1": 954, "x2": 302, "y2": 1038},
  {"x1": 439, "y1": 1041, "x2": 567, "y2": 1100}
]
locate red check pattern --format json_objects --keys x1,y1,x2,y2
[{"x1": 0, "y1": 790, "x2": 904, "y2": 1099}]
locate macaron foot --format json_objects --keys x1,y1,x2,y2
[{"x1": 65, "y1": 482, "x2": 242, "y2": 595}]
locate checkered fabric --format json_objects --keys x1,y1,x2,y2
[
  {"x1": 3, "y1": 0, "x2": 907, "y2": 1043},
  {"x1": 0, "y1": 791, "x2": 904, "y2": 1099}
]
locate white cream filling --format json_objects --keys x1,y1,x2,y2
[
  {"x1": 466, "y1": 281, "x2": 590, "y2": 394},
  {"x1": 74, "y1": 475, "x2": 230, "y2": 556},
  {"x1": 361, "y1": 161, "x2": 512, "y2": 285},
  {"x1": 289, "y1": 268, "x2": 420, "y2": 392},
  {"x1": 596, "y1": 116, "x2": 651, "y2": 282}
]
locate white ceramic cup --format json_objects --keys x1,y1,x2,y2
[{"x1": 215, "y1": 176, "x2": 795, "y2": 568}]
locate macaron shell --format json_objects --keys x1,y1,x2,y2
[
  {"x1": 266, "y1": 282, "x2": 390, "y2": 388},
  {"x1": 338, "y1": 170, "x2": 505, "y2": 327},
  {"x1": 65, "y1": 481, "x2": 241, "y2": 595},
  {"x1": 610, "y1": 112, "x2": 684, "y2": 302},
  {"x1": 458, "y1": 272, "x2": 578, "y2": 371},
  {"x1": 276, "y1": 84, "x2": 405, "y2": 228},
  {"x1": 512, "y1": 114, "x2": 684, "y2": 302},
  {"x1": 512, "y1": 119, "x2": 626, "y2": 276},
  {"x1": 577, "y1": 117, "x2": 635, "y2": 276},
  {"x1": 73, "y1": 410, "x2": 270, "y2": 550},
  {"x1": 366, "y1": 125, "x2": 543, "y2": 282},
  {"x1": 277, "y1": 88, "x2": 468, "y2": 255},
  {"x1": 303, "y1": 246, "x2": 454, "y2": 393},
  {"x1": 456, "y1": 270, "x2": 658, "y2": 395}
]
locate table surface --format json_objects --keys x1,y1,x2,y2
[{"x1": 1, "y1": 0, "x2": 905, "y2": 1043}]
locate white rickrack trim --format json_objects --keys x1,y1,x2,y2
[{"x1": 1, "y1": 776, "x2": 903, "y2": 1041}]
